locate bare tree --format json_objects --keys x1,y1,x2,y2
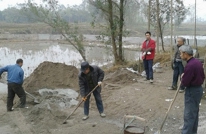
[
  {"x1": 25, "y1": 0, "x2": 86, "y2": 61},
  {"x1": 148, "y1": 0, "x2": 151, "y2": 31},
  {"x1": 89, "y1": 0, "x2": 126, "y2": 65},
  {"x1": 156, "y1": 0, "x2": 160, "y2": 53},
  {"x1": 143, "y1": 0, "x2": 187, "y2": 52}
]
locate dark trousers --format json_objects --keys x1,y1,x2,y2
[
  {"x1": 182, "y1": 86, "x2": 203, "y2": 134},
  {"x1": 172, "y1": 61, "x2": 184, "y2": 89},
  {"x1": 143, "y1": 59, "x2": 153, "y2": 80},
  {"x1": 7, "y1": 83, "x2": 26, "y2": 110},
  {"x1": 84, "y1": 89, "x2": 104, "y2": 116}
]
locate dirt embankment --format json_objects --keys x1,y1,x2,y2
[
  {"x1": 23, "y1": 61, "x2": 79, "y2": 93},
  {"x1": 1, "y1": 62, "x2": 206, "y2": 134}
]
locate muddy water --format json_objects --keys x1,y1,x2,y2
[
  {"x1": 0, "y1": 41, "x2": 139, "y2": 108},
  {"x1": 0, "y1": 42, "x2": 140, "y2": 77}
]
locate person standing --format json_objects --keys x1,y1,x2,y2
[
  {"x1": 79, "y1": 61, "x2": 105, "y2": 120},
  {"x1": 0, "y1": 59, "x2": 26, "y2": 111},
  {"x1": 179, "y1": 45, "x2": 205, "y2": 134},
  {"x1": 141, "y1": 31, "x2": 156, "y2": 83},
  {"x1": 168, "y1": 37, "x2": 186, "y2": 93}
]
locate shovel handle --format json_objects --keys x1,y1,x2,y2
[
  {"x1": 159, "y1": 82, "x2": 181, "y2": 131},
  {"x1": 63, "y1": 85, "x2": 99, "y2": 123}
]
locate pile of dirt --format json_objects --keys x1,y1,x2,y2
[
  {"x1": 104, "y1": 68, "x2": 139, "y2": 84},
  {"x1": 23, "y1": 61, "x2": 79, "y2": 93}
]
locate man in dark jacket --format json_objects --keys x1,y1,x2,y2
[
  {"x1": 141, "y1": 31, "x2": 156, "y2": 83},
  {"x1": 168, "y1": 37, "x2": 186, "y2": 92},
  {"x1": 179, "y1": 45, "x2": 205, "y2": 134},
  {"x1": 79, "y1": 61, "x2": 105, "y2": 120},
  {"x1": 0, "y1": 59, "x2": 27, "y2": 111}
]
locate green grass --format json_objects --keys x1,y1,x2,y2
[{"x1": 0, "y1": 22, "x2": 206, "y2": 36}]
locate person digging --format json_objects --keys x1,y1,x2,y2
[
  {"x1": 0, "y1": 59, "x2": 27, "y2": 111},
  {"x1": 79, "y1": 61, "x2": 106, "y2": 120}
]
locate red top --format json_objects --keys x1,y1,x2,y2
[{"x1": 141, "y1": 39, "x2": 156, "y2": 60}]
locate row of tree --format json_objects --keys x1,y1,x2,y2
[
  {"x1": 0, "y1": 0, "x2": 194, "y2": 65},
  {"x1": 0, "y1": 4, "x2": 92, "y2": 23}
]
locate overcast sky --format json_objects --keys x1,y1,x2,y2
[
  {"x1": 0, "y1": 0, "x2": 205, "y2": 19},
  {"x1": 0, "y1": 0, "x2": 83, "y2": 10}
]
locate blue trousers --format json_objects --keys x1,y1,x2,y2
[
  {"x1": 182, "y1": 86, "x2": 203, "y2": 134},
  {"x1": 172, "y1": 61, "x2": 184, "y2": 89},
  {"x1": 143, "y1": 59, "x2": 153, "y2": 80},
  {"x1": 84, "y1": 89, "x2": 104, "y2": 115}
]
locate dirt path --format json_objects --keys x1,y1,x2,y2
[{"x1": 0, "y1": 66, "x2": 206, "y2": 134}]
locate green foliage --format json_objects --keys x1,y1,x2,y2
[
  {"x1": 0, "y1": 7, "x2": 36, "y2": 23},
  {"x1": 89, "y1": 0, "x2": 127, "y2": 65},
  {"x1": 146, "y1": 0, "x2": 187, "y2": 28},
  {"x1": 0, "y1": 2, "x2": 92, "y2": 24}
]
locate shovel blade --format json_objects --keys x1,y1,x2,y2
[
  {"x1": 63, "y1": 121, "x2": 67, "y2": 124},
  {"x1": 34, "y1": 99, "x2": 40, "y2": 104}
]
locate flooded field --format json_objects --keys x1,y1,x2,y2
[
  {"x1": 0, "y1": 41, "x2": 140, "y2": 77},
  {"x1": 0, "y1": 38, "x2": 205, "y2": 134}
]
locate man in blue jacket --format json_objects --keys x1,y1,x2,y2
[
  {"x1": 0, "y1": 59, "x2": 26, "y2": 111},
  {"x1": 79, "y1": 61, "x2": 105, "y2": 120}
]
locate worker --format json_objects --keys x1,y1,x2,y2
[
  {"x1": 141, "y1": 31, "x2": 156, "y2": 83},
  {"x1": 79, "y1": 61, "x2": 105, "y2": 120},
  {"x1": 179, "y1": 45, "x2": 205, "y2": 134},
  {"x1": 0, "y1": 59, "x2": 27, "y2": 111}
]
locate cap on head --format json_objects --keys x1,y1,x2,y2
[
  {"x1": 81, "y1": 61, "x2": 90, "y2": 72},
  {"x1": 179, "y1": 45, "x2": 193, "y2": 55}
]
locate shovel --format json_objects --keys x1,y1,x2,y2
[
  {"x1": 25, "y1": 91, "x2": 40, "y2": 104},
  {"x1": 154, "y1": 82, "x2": 181, "y2": 134},
  {"x1": 63, "y1": 85, "x2": 99, "y2": 124}
]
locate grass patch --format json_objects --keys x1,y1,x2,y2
[
  {"x1": 154, "y1": 53, "x2": 171, "y2": 64},
  {"x1": 1, "y1": 22, "x2": 206, "y2": 36}
]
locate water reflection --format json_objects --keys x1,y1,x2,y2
[
  {"x1": 0, "y1": 45, "x2": 82, "y2": 77},
  {"x1": 0, "y1": 44, "x2": 140, "y2": 77}
]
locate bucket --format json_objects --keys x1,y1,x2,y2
[{"x1": 124, "y1": 126, "x2": 144, "y2": 134}]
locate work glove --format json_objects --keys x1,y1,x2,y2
[
  {"x1": 82, "y1": 97, "x2": 87, "y2": 102},
  {"x1": 98, "y1": 81, "x2": 102, "y2": 86}
]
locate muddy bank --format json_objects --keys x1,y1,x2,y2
[
  {"x1": 23, "y1": 61, "x2": 79, "y2": 93},
  {"x1": 0, "y1": 60, "x2": 206, "y2": 134}
]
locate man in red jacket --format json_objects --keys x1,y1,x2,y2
[{"x1": 141, "y1": 31, "x2": 156, "y2": 83}]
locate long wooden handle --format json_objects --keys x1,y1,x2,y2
[
  {"x1": 85, "y1": 85, "x2": 99, "y2": 98},
  {"x1": 124, "y1": 115, "x2": 146, "y2": 122},
  {"x1": 63, "y1": 85, "x2": 99, "y2": 123},
  {"x1": 159, "y1": 82, "x2": 181, "y2": 131}
]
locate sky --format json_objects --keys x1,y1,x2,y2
[
  {"x1": 0, "y1": 0, "x2": 83, "y2": 10},
  {"x1": 0, "y1": 0, "x2": 205, "y2": 20}
]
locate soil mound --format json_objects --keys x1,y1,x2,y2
[
  {"x1": 23, "y1": 61, "x2": 79, "y2": 93},
  {"x1": 104, "y1": 68, "x2": 139, "y2": 84}
]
